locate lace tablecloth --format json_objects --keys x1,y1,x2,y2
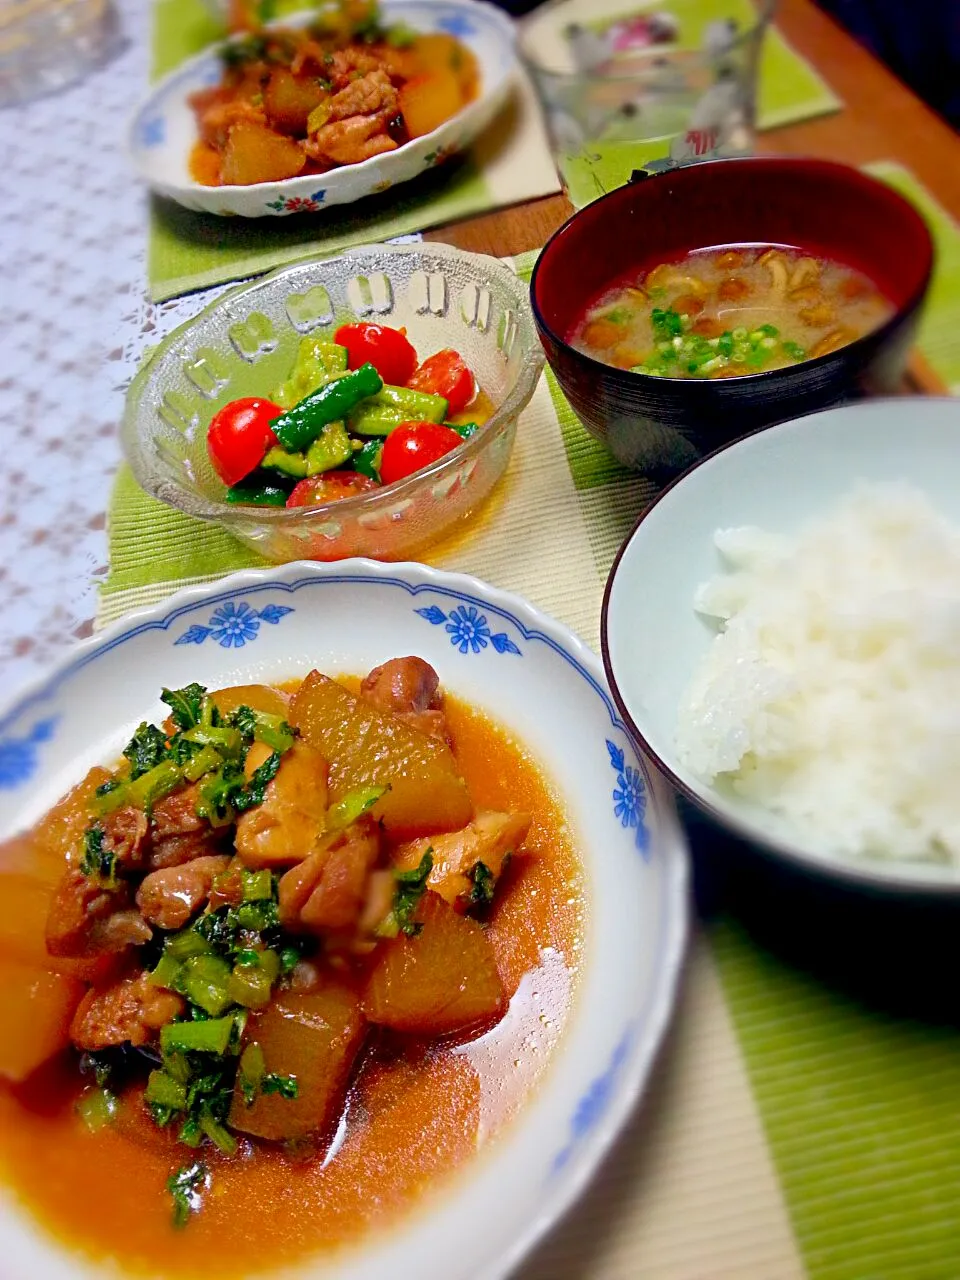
[
  {"x1": 0, "y1": 0, "x2": 235, "y2": 695},
  {"x1": 0, "y1": 3, "x2": 428, "y2": 699}
]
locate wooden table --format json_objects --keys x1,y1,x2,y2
[{"x1": 426, "y1": 0, "x2": 958, "y2": 394}]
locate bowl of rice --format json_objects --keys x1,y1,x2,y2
[{"x1": 601, "y1": 396, "x2": 960, "y2": 891}]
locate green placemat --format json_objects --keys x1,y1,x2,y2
[
  {"x1": 146, "y1": 0, "x2": 841, "y2": 302},
  {"x1": 147, "y1": 0, "x2": 561, "y2": 302},
  {"x1": 110, "y1": 165, "x2": 960, "y2": 596},
  {"x1": 865, "y1": 162, "x2": 960, "y2": 394},
  {"x1": 149, "y1": 157, "x2": 491, "y2": 304},
  {"x1": 105, "y1": 195, "x2": 960, "y2": 1274},
  {"x1": 712, "y1": 909, "x2": 960, "y2": 1280}
]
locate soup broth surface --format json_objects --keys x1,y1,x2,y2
[{"x1": 572, "y1": 244, "x2": 894, "y2": 379}]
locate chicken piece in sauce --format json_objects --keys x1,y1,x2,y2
[
  {"x1": 45, "y1": 871, "x2": 151, "y2": 958},
  {"x1": 137, "y1": 854, "x2": 232, "y2": 931},
  {"x1": 394, "y1": 810, "x2": 532, "y2": 910},
  {"x1": 278, "y1": 815, "x2": 382, "y2": 939},
  {"x1": 70, "y1": 971, "x2": 185, "y2": 1051},
  {"x1": 235, "y1": 741, "x2": 329, "y2": 868},
  {"x1": 360, "y1": 655, "x2": 450, "y2": 743}
]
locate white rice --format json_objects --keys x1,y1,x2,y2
[{"x1": 675, "y1": 482, "x2": 960, "y2": 863}]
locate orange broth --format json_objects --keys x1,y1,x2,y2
[{"x1": 0, "y1": 692, "x2": 583, "y2": 1276}]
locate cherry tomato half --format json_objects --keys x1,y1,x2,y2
[
  {"x1": 406, "y1": 349, "x2": 475, "y2": 417},
  {"x1": 286, "y1": 471, "x2": 379, "y2": 508},
  {"x1": 207, "y1": 397, "x2": 282, "y2": 487},
  {"x1": 333, "y1": 322, "x2": 418, "y2": 386},
  {"x1": 379, "y1": 422, "x2": 463, "y2": 487}
]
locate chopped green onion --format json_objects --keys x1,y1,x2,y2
[
  {"x1": 178, "y1": 1116, "x2": 203, "y2": 1148},
  {"x1": 126, "y1": 760, "x2": 183, "y2": 811},
  {"x1": 262, "y1": 1073, "x2": 299, "y2": 1100},
  {"x1": 167, "y1": 1161, "x2": 207, "y2": 1229},
  {"x1": 149, "y1": 951, "x2": 183, "y2": 991},
  {"x1": 228, "y1": 964, "x2": 273, "y2": 1009},
  {"x1": 239, "y1": 1043, "x2": 266, "y2": 1106},
  {"x1": 76, "y1": 1088, "x2": 118, "y2": 1132},
  {"x1": 180, "y1": 954, "x2": 233, "y2": 1017},
  {"x1": 468, "y1": 860, "x2": 496, "y2": 907},
  {"x1": 183, "y1": 724, "x2": 243, "y2": 756},
  {"x1": 145, "y1": 1070, "x2": 188, "y2": 1112},
  {"x1": 161, "y1": 684, "x2": 207, "y2": 732},
  {"x1": 241, "y1": 869, "x2": 273, "y2": 902},
  {"x1": 163, "y1": 1051, "x2": 193, "y2": 1085},
  {"x1": 326, "y1": 784, "x2": 388, "y2": 832},
  {"x1": 377, "y1": 851, "x2": 433, "y2": 939},
  {"x1": 200, "y1": 1114, "x2": 237, "y2": 1156},
  {"x1": 161, "y1": 1015, "x2": 236, "y2": 1057},
  {"x1": 182, "y1": 744, "x2": 223, "y2": 783},
  {"x1": 165, "y1": 929, "x2": 214, "y2": 961}
]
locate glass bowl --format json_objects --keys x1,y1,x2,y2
[{"x1": 121, "y1": 243, "x2": 544, "y2": 562}]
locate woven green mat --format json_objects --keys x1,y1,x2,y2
[
  {"x1": 147, "y1": 0, "x2": 556, "y2": 301},
  {"x1": 108, "y1": 179, "x2": 960, "y2": 1274},
  {"x1": 110, "y1": 162, "x2": 960, "y2": 596},
  {"x1": 866, "y1": 162, "x2": 960, "y2": 392},
  {"x1": 146, "y1": 0, "x2": 840, "y2": 302}
]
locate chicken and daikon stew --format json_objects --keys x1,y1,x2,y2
[
  {"x1": 189, "y1": 0, "x2": 479, "y2": 186},
  {"x1": 572, "y1": 245, "x2": 894, "y2": 379},
  {"x1": 0, "y1": 660, "x2": 582, "y2": 1273}
]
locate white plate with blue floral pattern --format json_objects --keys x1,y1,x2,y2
[
  {"x1": 0, "y1": 559, "x2": 688, "y2": 1280},
  {"x1": 129, "y1": 0, "x2": 517, "y2": 218}
]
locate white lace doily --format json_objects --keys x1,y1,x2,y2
[
  {"x1": 0, "y1": 0, "x2": 146, "y2": 693},
  {"x1": 0, "y1": 1, "x2": 423, "y2": 701}
]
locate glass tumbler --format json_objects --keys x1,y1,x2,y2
[
  {"x1": 519, "y1": 0, "x2": 773, "y2": 209},
  {"x1": 0, "y1": 0, "x2": 121, "y2": 108}
]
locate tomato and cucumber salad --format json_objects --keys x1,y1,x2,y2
[{"x1": 206, "y1": 324, "x2": 485, "y2": 509}]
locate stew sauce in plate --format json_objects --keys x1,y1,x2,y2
[{"x1": 0, "y1": 666, "x2": 583, "y2": 1275}]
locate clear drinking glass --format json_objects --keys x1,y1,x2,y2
[
  {"x1": 0, "y1": 0, "x2": 121, "y2": 108},
  {"x1": 519, "y1": 0, "x2": 773, "y2": 209}
]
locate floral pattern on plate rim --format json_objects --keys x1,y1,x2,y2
[
  {"x1": 266, "y1": 189, "x2": 327, "y2": 214},
  {"x1": 607, "y1": 739, "x2": 649, "y2": 857},
  {"x1": 0, "y1": 717, "x2": 58, "y2": 791},
  {"x1": 174, "y1": 601, "x2": 294, "y2": 648},
  {"x1": 552, "y1": 1027, "x2": 635, "y2": 1173},
  {"x1": 415, "y1": 603, "x2": 522, "y2": 655}
]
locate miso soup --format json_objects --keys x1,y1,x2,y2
[{"x1": 571, "y1": 245, "x2": 894, "y2": 379}]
